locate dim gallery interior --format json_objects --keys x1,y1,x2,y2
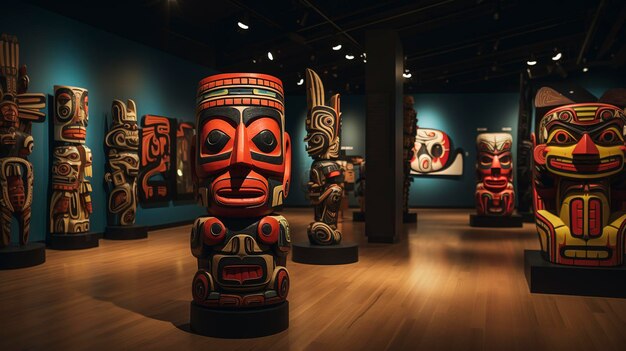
[{"x1": 1, "y1": 0, "x2": 626, "y2": 349}]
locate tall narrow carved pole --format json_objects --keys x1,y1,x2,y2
[
  {"x1": 189, "y1": 73, "x2": 292, "y2": 338},
  {"x1": 0, "y1": 34, "x2": 46, "y2": 268}
]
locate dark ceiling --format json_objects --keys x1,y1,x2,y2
[{"x1": 27, "y1": 0, "x2": 626, "y2": 94}]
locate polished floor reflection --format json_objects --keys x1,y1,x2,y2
[{"x1": 1, "y1": 208, "x2": 625, "y2": 350}]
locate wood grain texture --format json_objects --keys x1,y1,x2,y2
[{"x1": 1, "y1": 209, "x2": 626, "y2": 350}]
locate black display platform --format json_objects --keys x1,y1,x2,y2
[
  {"x1": 190, "y1": 301, "x2": 289, "y2": 338},
  {"x1": 0, "y1": 243, "x2": 46, "y2": 269},
  {"x1": 524, "y1": 250, "x2": 626, "y2": 298},
  {"x1": 469, "y1": 214, "x2": 523, "y2": 228},
  {"x1": 104, "y1": 225, "x2": 148, "y2": 240},
  {"x1": 292, "y1": 241, "x2": 359, "y2": 265},
  {"x1": 353, "y1": 211, "x2": 365, "y2": 222},
  {"x1": 520, "y1": 212, "x2": 535, "y2": 223},
  {"x1": 403, "y1": 212, "x2": 417, "y2": 223},
  {"x1": 48, "y1": 232, "x2": 100, "y2": 250}
]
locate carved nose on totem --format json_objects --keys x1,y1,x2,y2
[
  {"x1": 573, "y1": 134, "x2": 599, "y2": 156},
  {"x1": 491, "y1": 156, "x2": 501, "y2": 177},
  {"x1": 230, "y1": 124, "x2": 252, "y2": 166}
]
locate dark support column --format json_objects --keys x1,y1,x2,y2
[{"x1": 365, "y1": 30, "x2": 403, "y2": 243}]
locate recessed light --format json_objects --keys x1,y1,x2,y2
[
  {"x1": 237, "y1": 21, "x2": 249, "y2": 30},
  {"x1": 345, "y1": 54, "x2": 354, "y2": 60},
  {"x1": 297, "y1": 78, "x2": 304, "y2": 86},
  {"x1": 403, "y1": 72, "x2": 412, "y2": 78},
  {"x1": 267, "y1": 51, "x2": 274, "y2": 61},
  {"x1": 332, "y1": 44, "x2": 342, "y2": 51},
  {"x1": 552, "y1": 52, "x2": 562, "y2": 61},
  {"x1": 526, "y1": 60, "x2": 537, "y2": 66},
  {"x1": 582, "y1": 67, "x2": 589, "y2": 72}
]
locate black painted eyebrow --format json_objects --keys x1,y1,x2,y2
[
  {"x1": 243, "y1": 107, "x2": 281, "y2": 126},
  {"x1": 199, "y1": 107, "x2": 240, "y2": 126}
]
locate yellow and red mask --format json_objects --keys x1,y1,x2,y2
[
  {"x1": 533, "y1": 88, "x2": 626, "y2": 266},
  {"x1": 194, "y1": 73, "x2": 291, "y2": 218}
]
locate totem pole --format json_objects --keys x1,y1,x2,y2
[
  {"x1": 532, "y1": 87, "x2": 626, "y2": 266},
  {"x1": 304, "y1": 68, "x2": 343, "y2": 245},
  {"x1": 189, "y1": 73, "x2": 292, "y2": 338},
  {"x1": 475, "y1": 133, "x2": 515, "y2": 216},
  {"x1": 138, "y1": 114, "x2": 172, "y2": 204},
  {"x1": 0, "y1": 34, "x2": 46, "y2": 267},
  {"x1": 403, "y1": 96, "x2": 418, "y2": 222},
  {"x1": 104, "y1": 100, "x2": 146, "y2": 239},
  {"x1": 49, "y1": 85, "x2": 97, "y2": 249}
]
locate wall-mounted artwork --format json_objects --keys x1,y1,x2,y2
[
  {"x1": 138, "y1": 114, "x2": 172, "y2": 205},
  {"x1": 0, "y1": 34, "x2": 46, "y2": 249},
  {"x1": 532, "y1": 86, "x2": 626, "y2": 266},
  {"x1": 174, "y1": 121, "x2": 194, "y2": 201},
  {"x1": 50, "y1": 85, "x2": 93, "y2": 235},
  {"x1": 410, "y1": 128, "x2": 463, "y2": 176},
  {"x1": 190, "y1": 73, "x2": 291, "y2": 337},
  {"x1": 104, "y1": 99, "x2": 139, "y2": 226},
  {"x1": 475, "y1": 133, "x2": 514, "y2": 216}
]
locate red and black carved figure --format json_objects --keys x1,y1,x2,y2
[
  {"x1": 0, "y1": 34, "x2": 46, "y2": 247},
  {"x1": 305, "y1": 68, "x2": 343, "y2": 245},
  {"x1": 190, "y1": 73, "x2": 292, "y2": 308},
  {"x1": 105, "y1": 100, "x2": 139, "y2": 226},
  {"x1": 475, "y1": 133, "x2": 515, "y2": 216},
  {"x1": 532, "y1": 87, "x2": 626, "y2": 266},
  {"x1": 50, "y1": 85, "x2": 93, "y2": 234},
  {"x1": 138, "y1": 115, "x2": 172, "y2": 204}
]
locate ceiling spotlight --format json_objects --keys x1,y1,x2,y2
[
  {"x1": 345, "y1": 54, "x2": 354, "y2": 60},
  {"x1": 582, "y1": 67, "x2": 589, "y2": 72},
  {"x1": 332, "y1": 44, "x2": 342, "y2": 51},
  {"x1": 252, "y1": 58, "x2": 257, "y2": 64},
  {"x1": 402, "y1": 72, "x2": 412, "y2": 79},
  {"x1": 363, "y1": 59, "x2": 367, "y2": 63},
  {"x1": 552, "y1": 51, "x2": 562, "y2": 61},
  {"x1": 297, "y1": 78, "x2": 304, "y2": 86},
  {"x1": 267, "y1": 51, "x2": 274, "y2": 61},
  {"x1": 237, "y1": 21, "x2": 249, "y2": 30},
  {"x1": 526, "y1": 60, "x2": 537, "y2": 66}
]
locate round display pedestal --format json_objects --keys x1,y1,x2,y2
[
  {"x1": 0, "y1": 243, "x2": 46, "y2": 269},
  {"x1": 104, "y1": 225, "x2": 148, "y2": 240},
  {"x1": 469, "y1": 214, "x2": 523, "y2": 228},
  {"x1": 190, "y1": 301, "x2": 289, "y2": 338},
  {"x1": 353, "y1": 211, "x2": 365, "y2": 222},
  {"x1": 48, "y1": 232, "x2": 100, "y2": 250},
  {"x1": 403, "y1": 212, "x2": 417, "y2": 223},
  {"x1": 292, "y1": 241, "x2": 359, "y2": 265}
]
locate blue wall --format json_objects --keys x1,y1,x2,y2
[{"x1": 2, "y1": 3, "x2": 214, "y2": 242}]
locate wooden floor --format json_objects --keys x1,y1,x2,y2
[{"x1": 2, "y1": 209, "x2": 626, "y2": 351}]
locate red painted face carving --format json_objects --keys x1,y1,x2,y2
[
  {"x1": 475, "y1": 133, "x2": 515, "y2": 216},
  {"x1": 195, "y1": 73, "x2": 291, "y2": 217}
]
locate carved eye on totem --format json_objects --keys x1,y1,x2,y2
[
  {"x1": 480, "y1": 155, "x2": 492, "y2": 166},
  {"x1": 499, "y1": 155, "x2": 512, "y2": 167},
  {"x1": 56, "y1": 92, "x2": 73, "y2": 120},
  {"x1": 323, "y1": 116, "x2": 334, "y2": 126},
  {"x1": 595, "y1": 129, "x2": 621, "y2": 146},
  {"x1": 549, "y1": 130, "x2": 576, "y2": 145},
  {"x1": 430, "y1": 144, "x2": 443, "y2": 158},
  {"x1": 205, "y1": 129, "x2": 230, "y2": 154},
  {"x1": 68, "y1": 152, "x2": 80, "y2": 161},
  {"x1": 252, "y1": 129, "x2": 277, "y2": 153},
  {"x1": 81, "y1": 92, "x2": 89, "y2": 116}
]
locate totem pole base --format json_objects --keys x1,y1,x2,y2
[
  {"x1": 520, "y1": 211, "x2": 535, "y2": 223},
  {"x1": 524, "y1": 250, "x2": 626, "y2": 298},
  {"x1": 104, "y1": 225, "x2": 148, "y2": 240},
  {"x1": 190, "y1": 301, "x2": 289, "y2": 338},
  {"x1": 469, "y1": 214, "x2": 523, "y2": 228},
  {"x1": 0, "y1": 243, "x2": 46, "y2": 270},
  {"x1": 403, "y1": 212, "x2": 418, "y2": 223},
  {"x1": 353, "y1": 211, "x2": 365, "y2": 222},
  {"x1": 48, "y1": 232, "x2": 100, "y2": 250},
  {"x1": 292, "y1": 241, "x2": 359, "y2": 265}
]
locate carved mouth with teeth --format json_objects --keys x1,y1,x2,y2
[
  {"x1": 222, "y1": 265, "x2": 263, "y2": 283},
  {"x1": 547, "y1": 155, "x2": 622, "y2": 174},
  {"x1": 62, "y1": 126, "x2": 86, "y2": 140}
]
